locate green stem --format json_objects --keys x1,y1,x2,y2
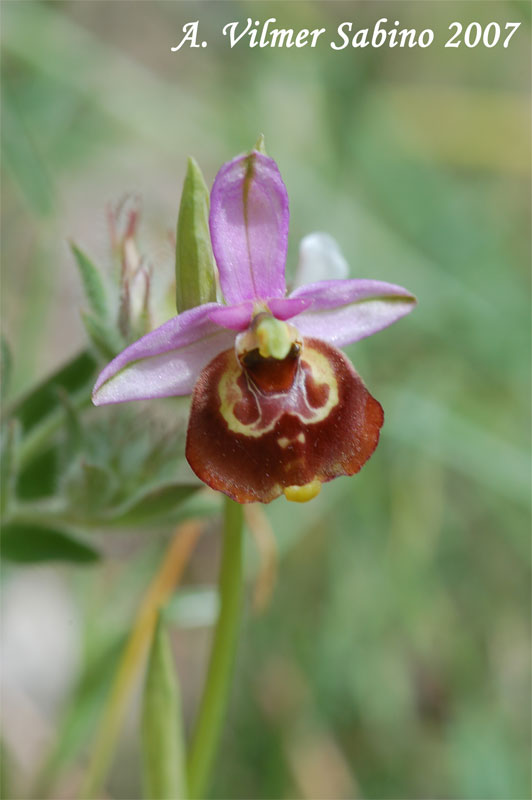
[{"x1": 187, "y1": 497, "x2": 244, "y2": 799}]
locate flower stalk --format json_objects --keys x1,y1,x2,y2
[{"x1": 187, "y1": 497, "x2": 244, "y2": 799}]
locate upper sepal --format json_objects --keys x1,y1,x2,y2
[
  {"x1": 209, "y1": 151, "x2": 289, "y2": 305},
  {"x1": 294, "y1": 233, "x2": 349, "y2": 288}
]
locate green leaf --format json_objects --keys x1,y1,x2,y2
[
  {"x1": 63, "y1": 459, "x2": 118, "y2": 516},
  {"x1": 1, "y1": 83, "x2": 55, "y2": 216},
  {"x1": 3, "y1": 351, "x2": 96, "y2": 477},
  {"x1": 5, "y1": 349, "x2": 97, "y2": 433},
  {"x1": 1, "y1": 336, "x2": 13, "y2": 400},
  {"x1": 0, "y1": 420, "x2": 20, "y2": 516},
  {"x1": 57, "y1": 387, "x2": 84, "y2": 463},
  {"x1": 70, "y1": 242, "x2": 108, "y2": 320},
  {"x1": 82, "y1": 311, "x2": 123, "y2": 361},
  {"x1": 2, "y1": 522, "x2": 100, "y2": 563},
  {"x1": 142, "y1": 614, "x2": 187, "y2": 800},
  {"x1": 0, "y1": 740, "x2": 13, "y2": 800},
  {"x1": 105, "y1": 483, "x2": 200, "y2": 526},
  {"x1": 17, "y1": 446, "x2": 58, "y2": 500},
  {"x1": 32, "y1": 633, "x2": 126, "y2": 799},
  {"x1": 175, "y1": 157, "x2": 216, "y2": 313}
]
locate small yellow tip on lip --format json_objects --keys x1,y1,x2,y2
[{"x1": 283, "y1": 481, "x2": 322, "y2": 503}]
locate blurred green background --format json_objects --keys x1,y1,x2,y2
[{"x1": 1, "y1": 1, "x2": 530, "y2": 799}]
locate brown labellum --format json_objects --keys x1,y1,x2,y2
[{"x1": 186, "y1": 337, "x2": 384, "y2": 504}]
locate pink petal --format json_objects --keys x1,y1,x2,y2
[
  {"x1": 289, "y1": 279, "x2": 416, "y2": 346},
  {"x1": 209, "y1": 151, "x2": 289, "y2": 305},
  {"x1": 207, "y1": 301, "x2": 254, "y2": 331},
  {"x1": 92, "y1": 303, "x2": 236, "y2": 405},
  {"x1": 267, "y1": 296, "x2": 311, "y2": 320}
]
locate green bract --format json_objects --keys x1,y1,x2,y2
[
  {"x1": 175, "y1": 157, "x2": 217, "y2": 313},
  {"x1": 142, "y1": 615, "x2": 187, "y2": 799}
]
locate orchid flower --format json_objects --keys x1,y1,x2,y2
[{"x1": 92, "y1": 151, "x2": 416, "y2": 504}]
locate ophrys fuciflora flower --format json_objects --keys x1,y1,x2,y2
[{"x1": 93, "y1": 151, "x2": 416, "y2": 503}]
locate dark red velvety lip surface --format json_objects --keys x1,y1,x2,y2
[{"x1": 186, "y1": 337, "x2": 384, "y2": 504}]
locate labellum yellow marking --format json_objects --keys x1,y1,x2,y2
[
  {"x1": 277, "y1": 433, "x2": 305, "y2": 448},
  {"x1": 218, "y1": 341, "x2": 340, "y2": 438},
  {"x1": 283, "y1": 481, "x2": 322, "y2": 503}
]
